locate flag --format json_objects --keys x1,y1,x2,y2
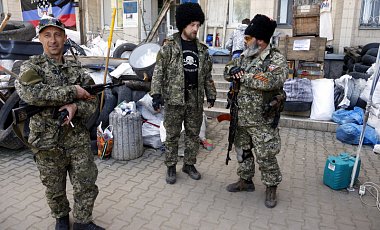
[{"x1": 21, "y1": 0, "x2": 76, "y2": 28}]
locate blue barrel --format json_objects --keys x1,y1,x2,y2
[{"x1": 323, "y1": 153, "x2": 361, "y2": 190}]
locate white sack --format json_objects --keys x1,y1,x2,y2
[{"x1": 310, "y1": 79, "x2": 335, "y2": 120}]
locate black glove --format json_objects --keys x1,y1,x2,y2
[
  {"x1": 229, "y1": 66, "x2": 244, "y2": 78},
  {"x1": 207, "y1": 98, "x2": 215, "y2": 107},
  {"x1": 152, "y1": 94, "x2": 163, "y2": 111}
]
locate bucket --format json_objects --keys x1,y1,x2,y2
[{"x1": 129, "y1": 43, "x2": 161, "y2": 81}]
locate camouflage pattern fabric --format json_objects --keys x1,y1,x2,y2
[
  {"x1": 151, "y1": 32, "x2": 216, "y2": 166},
  {"x1": 150, "y1": 32, "x2": 216, "y2": 106},
  {"x1": 35, "y1": 145, "x2": 98, "y2": 223},
  {"x1": 164, "y1": 90, "x2": 203, "y2": 166},
  {"x1": 235, "y1": 125, "x2": 282, "y2": 186},
  {"x1": 224, "y1": 45, "x2": 287, "y2": 186},
  {"x1": 15, "y1": 54, "x2": 99, "y2": 223}
]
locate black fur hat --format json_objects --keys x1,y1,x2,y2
[
  {"x1": 245, "y1": 14, "x2": 277, "y2": 43},
  {"x1": 175, "y1": 3, "x2": 205, "y2": 32}
]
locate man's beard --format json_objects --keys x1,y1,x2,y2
[{"x1": 245, "y1": 42, "x2": 260, "y2": 57}]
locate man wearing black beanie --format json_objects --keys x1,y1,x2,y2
[
  {"x1": 150, "y1": 2, "x2": 216, "y2": 184},
  {"x1": 223, "y1": 14, "x2": 287, "y2": 208}
]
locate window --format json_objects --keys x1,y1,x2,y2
[
  {"x1": 229, "y1": 0, "x2": 251, "y2": 25},
  {"x1": 277, "y1": 0, "x2": 293, "y2": 25},
  {"x1": 360, "y1": 0, "x2": 380, "y2": 28},
  {"x1": 103, "y1": 0, "x2": 124, "y2": 28}
]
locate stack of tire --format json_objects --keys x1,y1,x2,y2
[{"x1": 343, "y1": 43, "x2": 379, "y2": 80}]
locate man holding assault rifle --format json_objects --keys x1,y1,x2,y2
[{"x1": 14, "y1": 16, "x2": 104, "y2": 230}]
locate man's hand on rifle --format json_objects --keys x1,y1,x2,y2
[
  {"x1": 59, "y1": 103, "x2": 77, "y2": 127},
  {"x1": 152, "y1": 94, "x2": 163, "y2": 112},
  {"x1": 207, "y1": 98, "x2": 215, "y2": 108},
  {"x1": 75, "y1": 85, "x2": 93, "y2": 100},
  {"x1": 229, "y1": 66, "x2": 244, "y2": 80}
]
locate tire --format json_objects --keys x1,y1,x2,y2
[
  {"x1": 7, "y1": 60, "x2": 25, "y2": 95},
  {"x1": 360, "y1": 43, "x2": 380, "y2": 56},
  {"x1": 0, "y1": 21, "x2": 36, "y2": 41},
  {"x1": 113, "y1": 43, "x2": 137, "y2": 58},
  {"x1": 361, "y1": 54, "x2": 377, "y2": 66},
  {"x1": 353, "y1": 63, "x2": 371, "y2": 73},
  {"x1": 347, "y1": 58, "x2": 355, "y2": 72},
  {"x1": 0, "y1": 92, "x2": 25, "y2": 149},
  {"x1": 89, "y1": 89, "x2": 117, "y2": 140},
  {"x1": 112, "y1": 85, "x2": 132, "y2": 105},
  {"x1": 132, "y1": 90, "x2": 147, "y2": 102},
  {"x1": 366, "y1": 48, "x2": 378, "y2": 57},
  {"x1": 347, "y1": 72, "x2": 371, "y2": 80}
]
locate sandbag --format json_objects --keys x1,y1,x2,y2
[
  {"x1": 310, "y1": 79, "x2": 335, "y2": 121},
  {"x1": 336, "y1": 123, "x2": 379, "y2": 145},
  {"x1": 283, "y1": 78, "x2": 313, "y2": 102},
  {"x1": 332, "y1": 107, "x2": 364, "y2": 125}
]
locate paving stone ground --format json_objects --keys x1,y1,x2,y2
[{"x1": 0, "y1": 118, "x2": 379, "y2": 230}]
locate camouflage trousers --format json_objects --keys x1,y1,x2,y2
[
  {"x1": 163, "y1": 95, "x2": 203, "y2": 166},
  {"x1": 35, "y1": 144, "x2": 99, "y2": 223},
  {"x1": 234, "y1": 124, "x2": 282, "y2": 187}
]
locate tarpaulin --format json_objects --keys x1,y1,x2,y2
[{"x1": 21, "y1": 0, "x2": 76, "y2": 27}]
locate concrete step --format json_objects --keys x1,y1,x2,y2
[
  {"x1": 203, "y1": 106, "x2": 337, "y2": 133},
  {"x1": 212, "y1": 73, "x2": 225, "y2": 82},
  {"x1": 216, "y1": 89, "x2": 229, "y2": 100},
  {"x1": 203, "y1": 98, "x2": 228, "y2": 108},
  {"x1": 214, "y1": 80, "x2": 230, "y2": 90}
]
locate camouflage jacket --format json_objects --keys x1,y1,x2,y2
[
  {"x1": 224, "y1": 45, "x2": 288, "y2": 126},
  {"x1": 150, "y1": 32, "x2": 216, "y2": 106},
  {"x1": 15, "y1": 54, "x2": 97, "y2": 150}
]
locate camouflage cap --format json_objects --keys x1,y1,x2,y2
[{"x1": 38, "y1": 17, "x2": 65, "y2": 33}]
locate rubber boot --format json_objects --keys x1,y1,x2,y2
[
  {"x1": 265, "y1": 186, "x2": 277, "y2": 208},
  {"x1": 166, "y1": 165, "x2": 176, "y2": 184},
  {"x1": 182, "y1": 164, "x2": 201, "y2": 180},
  {"x1": 73, "y1": 222, "x2": 105, "y2": 230},
  {"x1": 55, "y1": 215, "x2": 69, "y2": 230},
  {"x1": 226, "y1": 178, "x2": 255, "y2": 192}
]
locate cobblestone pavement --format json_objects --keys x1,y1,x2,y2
[{"x1": 0, "y1": 118, "x2": 380, "y2": 230}]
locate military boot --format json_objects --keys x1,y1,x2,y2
[
  {"x1": 166, "y1": 165, "x2": 176, "y2": 184},
  {"x1": 226, "y1": 178, "x2": 255, "y2": 192},
  {"x1": 265, "y1": 186, "x2": 277, "y2": 208},
  {"x1": 55, "y1": 215, "x2": 69, "y2": 230},
  {"x1": 182, "y1": 164, "x2": 201, "y2": 180},
  {"x1": 73, "y1": 222, "x2": 105, "y2": 230}
]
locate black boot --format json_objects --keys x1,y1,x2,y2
[
  {"x1": 226, "y1": 178, "x2": 255, "y2": 192},
  {"x1": 166, "y1": 165, "x2": 176, "y2": 184},
  {"x1": 55, "y1": 215, "x2": 69, "y2": 230},
  {"x1": 265, "y1": 186, "x2": 277, "y2": 208},
  {"x1": 182, "y1": 164, "x2": 201, "y2": 180},
  {"x1": 73, "y1": 222, "x2": 105, "y2": 230}
]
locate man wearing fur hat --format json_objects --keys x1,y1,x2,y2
[
  {"x1": 223, "y1": 14, "x2": 287, "y2": 208},
  {"x1": 150, "y1": 2, "x2": 216, "y2": 184}
]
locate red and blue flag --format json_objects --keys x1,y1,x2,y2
[{"x1": 21, "y1": 0, "x2": 76, "y2": 28}]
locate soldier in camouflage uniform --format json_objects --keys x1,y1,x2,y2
[
  {"x1": 150, "y1": 2, "x2": 216, "y2": 184},
  {"x1": 224, "y1": 15, "x2": 287, "y2": 208},
  {"x1": 14, "y1": 17, "x2": 104, "y2": 230}
]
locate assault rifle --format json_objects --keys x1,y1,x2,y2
[
  {"x1": 12, "y1": 82, "x2": 124, "y2": 124},
  {"x1": 217, "y1": 79, "x2": 240, "y2": 165}
]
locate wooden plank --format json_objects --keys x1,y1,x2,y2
[
  {"x1": 65, "y1": 56, "x2": 129, "y2": 67},
  {"x1": 278, "y1": 36, "x2": 327, "y2": 62}
]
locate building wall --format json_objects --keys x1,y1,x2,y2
[{"x1": 2, "y1": 0, "x2": 22, "y2": 20}]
